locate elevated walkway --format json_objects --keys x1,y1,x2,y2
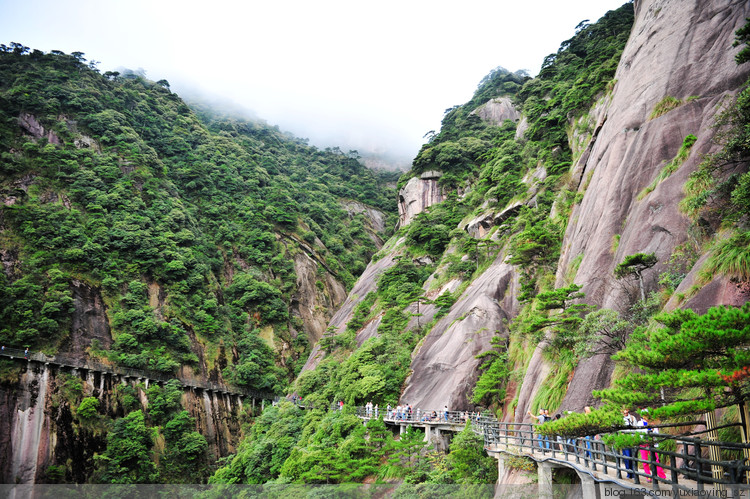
[
  {"x1": 0, "y1": 346, "x2": 278, "y2": 401},
  {"x1": 355, "y1": 405, "x2": 750, "y2": 497}
]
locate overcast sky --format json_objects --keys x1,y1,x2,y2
[{"x1": 1, "y1": 0, "x2": 628, "y2": 167}]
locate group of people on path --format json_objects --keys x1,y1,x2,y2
[
  {"x1": 622, "y1": 407, "x2": 667, "y2": 482},
  {"x1": 382, "y1": 404, "x2": 461, "y2": 423},
  {"x1": 527, "y1": 405, "x2": 666, "y2": 482},
  {"x1": 364, "y1": 401, "x2": 379, "y2": 418}
]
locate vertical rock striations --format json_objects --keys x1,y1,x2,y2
[{"x1": 521, "y1": 0, "x2": 750, "y2": 414}]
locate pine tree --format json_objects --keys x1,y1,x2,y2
[{"x1": 595, "y1": 303, "x2": 750, "y2": 417}]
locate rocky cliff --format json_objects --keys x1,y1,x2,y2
[
  {"x1": 523, "y1": 0, "x2": 750, "y2": 417},
  {"x1": 302, "y1": 0, "x2": 750, "y2": 418}
]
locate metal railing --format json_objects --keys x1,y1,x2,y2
[
  {"x1": 354, "y1": 405, "x2": 483, "y2": 425},
  {"x1": 347, "y1": 404, "x2": 750, "y2": 492},
  {"x1": 0, "y1": 346, "x2": 278, "y2": 401},
  {"x1": 478, "y1": 419, "x2": 750, "y2": 493}
]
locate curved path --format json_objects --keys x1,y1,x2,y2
[{"x1": 354, "y1": 405, "x2": 750, "y2": 497}]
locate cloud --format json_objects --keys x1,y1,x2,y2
[{"x1": 1, "y1": 0, "x2": 629, "y2": 166}]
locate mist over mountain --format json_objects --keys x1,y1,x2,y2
[{"x1": 1, "y1": 0, "x2": 750, "y2": 491}]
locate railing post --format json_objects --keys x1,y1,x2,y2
[
  {"x1": 670, "y1": 454, "x2": 679, "y2": 495},
  {"x1": 648, "y1": 446, "x2": 658, "y2": 489},
  {"x1": 694, "y1": 438, "x2": 704, "y2": 493},
  {"x1": 632, "y1": 447, "x2": 640, "y2": 484}
]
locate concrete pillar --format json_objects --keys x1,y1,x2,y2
[
  {"x1": 497, "y1": 455, "x2": 506, "y2": 481},
  {"x1": 538, "y1": 462, "x2": 554, "y2": 499},
  {"x1": 424, "y1": 425, "x2": 432, "y2": 442},
  {"x1": 400, "y1": 424, "x2": 406, "y2": 435},
  {"x1": 576, "y1": 470, "x2": 597, "y2": 499}
]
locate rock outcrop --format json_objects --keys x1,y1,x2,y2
[
  {"x1": 399, "y1": 255, "x2": 520, "y2": 411},
  {"x1": 300, "y1": 238, "x2": 406, "y2": 372},
  {"x1": 519, "y1": 0, "x2": 750, "y2": 416},
  {"x1": 312, "y1": 0, "x2": 750, "y2": 420},
  {"x1": 470, "y1": 97, "x2": 521, "y2": 125},
  {"x1": 398, "y1": 171, "x2": 444, "y2": 226}
]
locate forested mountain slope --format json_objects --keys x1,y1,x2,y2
[
  {"x1": 2, "y1": 0, "x2": 750, "y2": 487},
  {"x1": 0, "y1": 44, "x2": 397, "y2": 482}
]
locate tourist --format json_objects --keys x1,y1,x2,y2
[
  {"x1": 622, "y1": 408, "x2": 637, "y2": 478},
  {"x1": 527, "y1": 407, "x2": 550, "y2": 449},
  {"x1": 638, "y1": 410, "x2": 666, "y2": 481}
]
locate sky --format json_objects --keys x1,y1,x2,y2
[{"x1": 1, "y1": 0, "x2": 629, "y2": 167}]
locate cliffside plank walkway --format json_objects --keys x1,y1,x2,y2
[
  {"x1": 355, "y1": 405, "x2": 750, "y2": 497},
  {"x1": 0, "y1": 346, "x2": 278, "y2": 401}
]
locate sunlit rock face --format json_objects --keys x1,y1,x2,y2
[
  {"x1": 520, "y1": 0, "x2": 750, "y2": 416},
  {"x1": 398, "y1": 171, "x2": 444, "y2": 227},
  {"x1": 399, "y1": 256, "x2": 520, "y2": 412},
  {"x1": 470, "y1": 97, "x2": 520, "y2": 125}
]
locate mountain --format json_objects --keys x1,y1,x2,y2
[
  {"x1": 1, "y1": 0, "x2": 750, "y2": 487},
  {"x1": 264, "y1": 0, "x2": 749, "y2": 484},
  {"x1": 0, "y1": 43, "x2": 397, "y2": 482}
]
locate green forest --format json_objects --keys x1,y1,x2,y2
[{"x1": 2, "y1": 0, "x2": 750, "y2": 490}]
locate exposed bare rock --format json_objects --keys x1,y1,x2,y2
[
  {"x1": 67, "y1": 280, "x2": 112, "y2": 361},
  {"x1": 340, "y1": 200, "x2": 387, "y2": 248},
  {"x1": 291, "y1": 250, "x2": 347, "y2": 345},
  {"x1": 398, "y1": 172, "x2": 444, "y2": 226},
  {"x1": 301, "y1": 238, "x2": 406, "y2": 372},
  {"x1": 465, "y1": 201, "x2": 523, "y2": 239},
  {"x1": 399, "y1": 255, "x2": 520, "y2": 411},
  {"x1": 665, "y1": 252, "x2": 750, "y2": 313},
  {"x1": 340, "y1": 200, "x2": 386, "y2": 234},
  {"x1": 18, "y1": 113, "x2": 60, "y2": 145},
  {"x1": 550, "y1": 0, "x2": 750, "y2": 413},
  {"x1": 470, "y1": 97, "x2": 520, "y2": 125},
  {"x1": 515, "y1": 116, "x2": 529, "y2": 140}
]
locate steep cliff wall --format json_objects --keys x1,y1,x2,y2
[
  {"x1": 0, "y1": 360, "x2": 248, "y2": 483},
  {"x1": 303, "y1": 0, "x2": 750, "y2": 421},
  {"x1": 515, "y1": 0, "x2": 750, "y2": 417}
]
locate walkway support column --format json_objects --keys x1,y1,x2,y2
[
  {"x1": 575, "y1": 470, "x2": 597, "y2": 499},
  {"x1": 538, "y1": 462, "x2": 554, "y2": 499},
  {"x1": 424, "y1": 425, "x2": 431, "y2": 442}
]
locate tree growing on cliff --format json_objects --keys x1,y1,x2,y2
[
  {"x1": 595, "y1": 303, "x2": 750, "y2": 417},
  {"x1": 472, "y1": 336, "x2": 510, "y2": 405},
  {"x1": 95, "y1": 410, "x2": 156, "y2": 483},
  {"x1": 520, "y1": 283, "x2": 593, "y2": 350},
  {"x1": 614, "y1": 252, "x2": 658, "y2": 301}
]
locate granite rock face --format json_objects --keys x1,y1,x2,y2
[
  {"x1": 398, "y1": 171, "x2": 444, "y2": 227},
  {"x1": 300, "y1": 238, "x2": 406, "y2": 373},
  {"x1": 399, "y1": 255, "x2": 520, "y2": 411},
  {"x1": 302, "y1": 0, "x2": 750, "y2": 422},
  {"x1": 470, "y1": 97, "x2": 521, "y2": 125},
  {"x1": 538, "y1": 0, "x2": 750, "y2": 415}
]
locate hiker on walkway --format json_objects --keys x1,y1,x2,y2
[
  {"x1": 622, "y1": 408, "x2": 637, "y2": 478},
  {"x1": 527, "y1": 407, "x2": 550, "y2": 449},
  {"x1": 638, "y1": 410, "x2": 666, "y2": 481}
]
